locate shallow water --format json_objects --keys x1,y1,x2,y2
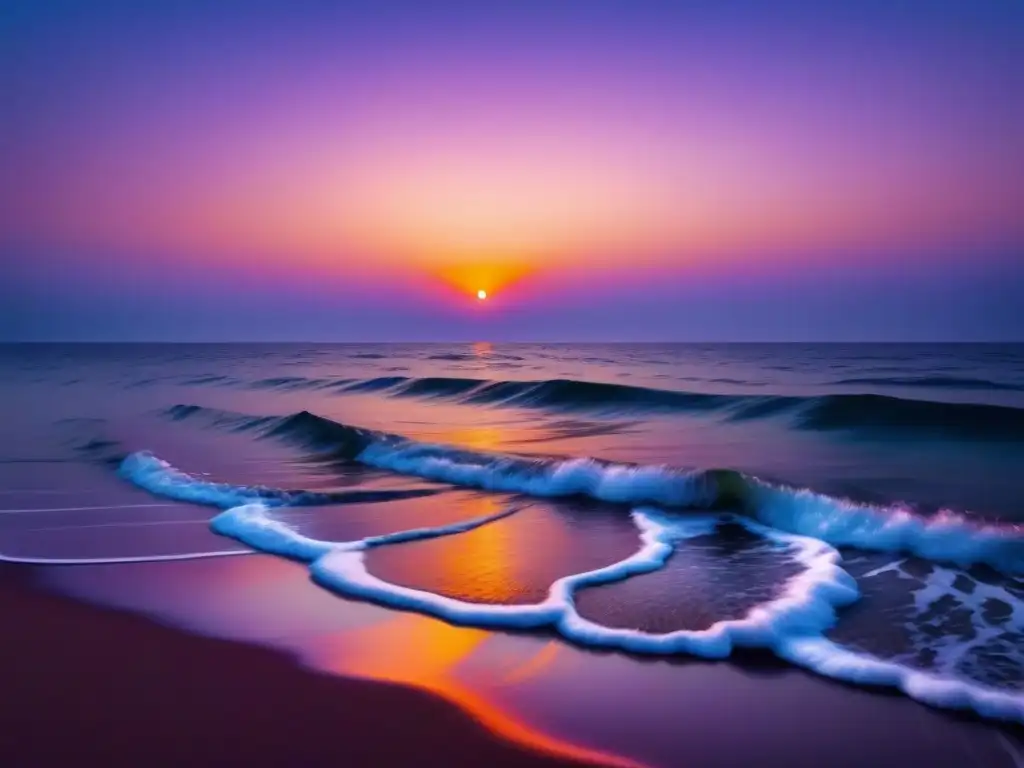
[{"x1": 2, "y1": 342, "x2": 1024, "y2": 735}]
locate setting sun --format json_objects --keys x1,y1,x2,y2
[{"x1": 476, "y1": 289, "x2": 488, "y2": 300}]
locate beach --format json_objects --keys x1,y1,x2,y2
[
  {"x1": 7, "y1": 553, "x2": 1021, "y2": 768},
  {"x1": 1, "y1": 561, "x2": 612, "y2": 768}
]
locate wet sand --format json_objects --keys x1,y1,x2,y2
[
  {"x1": 23, "y1": 553, "x2": 1024, "y2": 768},
  {"x1": 0, "y1": 563, "x2": 607, "y2": 768}
]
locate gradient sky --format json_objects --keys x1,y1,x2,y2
[{"x1": 2, "y1": 0, "x2": 1022, "y2": 341}]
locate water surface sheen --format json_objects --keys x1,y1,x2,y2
[{"x1": 2, "y1": 342, "x2": 1024, "y2": 731}]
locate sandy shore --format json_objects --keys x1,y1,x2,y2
[
  {"x1": 8, "y1": 555, "x2": 1023, "y2": 768},
  {"x1": 0, "y1": 563, "x2": 606, "y2": 767}
]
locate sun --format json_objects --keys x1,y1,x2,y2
[{"x1": 476, "y1": 289, "x2": 488, "y2": 300}]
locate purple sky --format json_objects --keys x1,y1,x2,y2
[{"x1": 2, "y1": 0, "x2": 1022, "y2": 341}]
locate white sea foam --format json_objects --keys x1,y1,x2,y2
[
  {"x1": 750, "y1": 484, "x2": 1024, "y2": 575},
  {"x1": 351, "y1": 441, "x2": 1023, "y2": 574},
  {"x1": 357, "y1": 443, "x2": 719, "y2": 507},
  {"x1": 118, "y1": 452, "x2": 280, "y2": 508},
  {"x1": 777, "y1": 637, "x2": 1024, "y2": 722},
  {"x1": 116, "y1": 451, "x2": 1024, "y2": 722},
  {"x1": 844, "y1": 558, "x2": 1024, "y2": 707},
  {"x1": 556, "y1": 512, "x2": 859, "y2": 658},
  {"x1": 211, "y1": 504, "x2": 334, "y2": 560},
  {"x1": 117, "y1": 451, "x2": 344, "y2": 509}
]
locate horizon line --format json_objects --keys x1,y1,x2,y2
[{"x1": 2, "y1": 339, "x2": 1022, "y2": 346}]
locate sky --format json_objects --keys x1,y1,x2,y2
[{"x1": 2, "y1": 0, "x2": 1022, "y2": 341}]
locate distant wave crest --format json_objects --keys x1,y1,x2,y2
[
  {"x1": 212, "y1": 374, "x2": 1024, "y2": 441},
  {"x1": 832, "y1": 375, "x2": 1024, "y2": 392}
]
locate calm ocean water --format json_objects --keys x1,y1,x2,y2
[{"x1": 2, "y1": 342, "x2": 1023, "y2": 730}]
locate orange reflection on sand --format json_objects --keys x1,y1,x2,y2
[
  {"x1": 502, "y1": 640, "x2": 562, "y2": 685},
  {"x1": 321, "y1": 611, "x2": 488, "y2": 686},
  {"x1": 312, "y1": 612, "x2": 640, "y2": 768}
]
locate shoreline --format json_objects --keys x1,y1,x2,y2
[
  {"x1": 0, "y1": 562, "x2": 619, "y2": 768},
  {"x1": 6, "y1": 555, "x2": 1024, "y2": 768}
]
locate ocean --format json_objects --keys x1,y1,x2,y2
[{"x1": 2, "y1": 342, "x2": 1023, "y2": 759}]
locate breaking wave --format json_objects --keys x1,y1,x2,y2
[
  {"x1": 162, "y1": 405, "x2": 1024, "y2": 575},
  {"x1": 119, "y1": 448, "x2": 440, "y2": 507},
  {"x1": 116, "y1": 450, "x2": 1024, "y2": 724}
]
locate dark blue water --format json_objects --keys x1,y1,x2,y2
[{"x1": 2, "y1": 342, "x2": 1023, "y2": 729}]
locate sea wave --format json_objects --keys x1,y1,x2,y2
[
  {"x1": 119, "y1": 448, "x2": 440, "y2": 507},
  {"x1": 162, "y1": 405, "x2": 1024, "y2": 574},
  {"x1": 180, "y1": 373, "x2": 1024, "y2": 440}
]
